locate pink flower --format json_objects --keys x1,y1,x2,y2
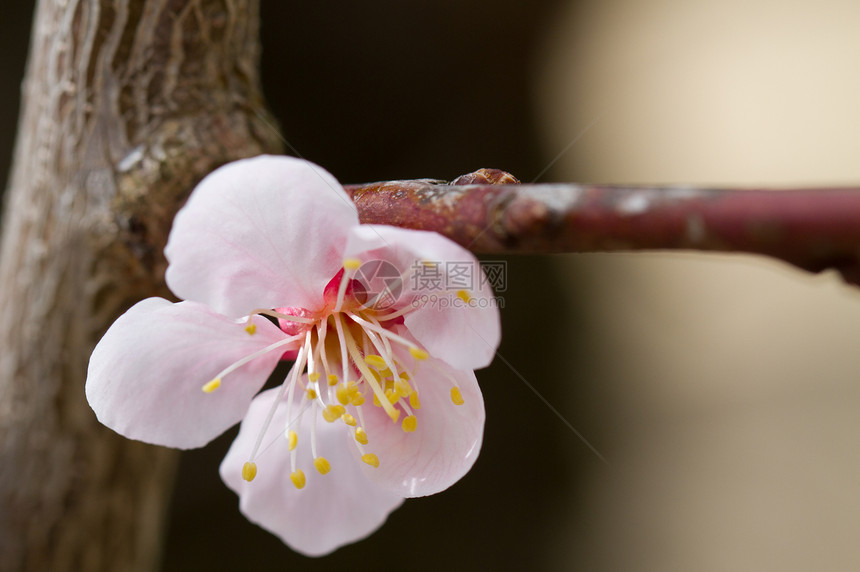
[{"x1": 86, "y1": 156, "x2": 501, "y2": 556}]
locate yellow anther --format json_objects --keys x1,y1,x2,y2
[
  {"x1": 385, "y1": 389, "x2": 399, "y2": 404},
  {"x1": 341, "y1": 413, "x2": 357, "y2": 426},
  {"x1": 395, "y1": 380, "x2": 413, "y2": 397},
  {"x1": 241, "y1": 461, "x2": 257, "y2": 482},
  {"x1": 328, "y1": 374, "x2": 339, "y2": 386},
  {"x1": 387, "y1": 408, "x2": 401, "y2": 422},
  {"x1": 450, "y1": 387, "x2": 465, "y2": 405},
  {"x1": 322, "y1": 404, "x2": 346, "y2": 422},
  {"x1": 421, "y1": 260, "x2": 436, "y2": 267},
  {"x1": 350, "y1": 393, "x2": 366, "y2": 406},
  {"x1": 313, "y1": 457, "x2": 331, "y2": 475},
  {"x1": 308, "y1": 372, "x2": 320, "y2": 383},
  {"x1": 335, "y1": 384, "x2": 350, "y2": 405},
  {"x1": 244, "y1": 323, "x2": 257, "y2": 335},
  {"x1": 202, "y1": 378, "x2": 221, "y2": 393},
  {"x1": 346, "y1": 381, "x2": 360, "y2": 396},
  {"x1": 379, "y1": 367, "x2": 393, "y2": 378},
  {"x1": 361, "y1": 454, "x2": 380, "y2": 468},
  {"x1": 409, "y1": 392, "x2": 421, "y2": 409},
  {"x1": 409, "y1": 347, "x2": 429, "y2": 361},
  {"x1": 365, "y1": 354, "x2": 387, "y2": 369},
  {"x1": 287, "y1": 430, "x2": 298, "y2": 451},
  {"x1": 457, "y1": 289, "x2": 472, "y2": 303},
  {"x1": 355, "y1": 427, "x2": 369, "y2": 445},
  {"x1": 306, "y1": 389, "x2": 317, "y2": 400},
  {"x1": 399, "y1": 371, "x2": 410, "y2": 381},
  {"x1": 373, "y1": 393, "x2": 381, "y2": 407},
  {"x1": 343, "y1": 258, "x2": 362, "y2": 270},
  {"x1": 402, "y1": 415, "x2": 418, "y2": 433},
  {"x1": 290, "y1": 470, "x2": 306, "y2": 489}
]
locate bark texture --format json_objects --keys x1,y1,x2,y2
[{"x1": 0, "y1": 1, "x2": 281, "y2": 570}]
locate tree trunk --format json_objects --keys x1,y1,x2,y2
[{"x1": 0, "y1": 1, "x2": 282, "y2": 570}]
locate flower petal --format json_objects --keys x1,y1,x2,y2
[
  {"x1": 220, "y1": 386, "x2": 404, "y2": 557},
  {"x1": 86, "y1": 298, "x2": 289, "y2": 449},
  {"x1": 343, "y1": 224, "x2": 501, "y2": 369},
  {"x1": 358, "y1": 339, "x2": 485, "y2": 497},
  {"x1": 165, "y1": 155, "x2": 359, "y2": 318}
]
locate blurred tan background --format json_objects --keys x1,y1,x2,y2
[
  {"x1": 539, "y1": 1, "x2": 860, "y2": 570},
  {"x1": 3, "y1": 1, "x2": 860, "y2": 570}
]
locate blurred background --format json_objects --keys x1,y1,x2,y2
[{"x1": 3, "y1": 1, "x2": 860, "y2": 570}]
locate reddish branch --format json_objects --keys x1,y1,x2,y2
[{"x1": 347, "y1": 169, "x2": 860, "y2": 286}]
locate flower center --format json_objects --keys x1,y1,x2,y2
[{"x1": 203, "y1": 258, "x2": 467, "y2": 488}]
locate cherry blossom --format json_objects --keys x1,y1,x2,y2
[{"x1": 85, "y1": 155, "x2": 501, "y2": 556}]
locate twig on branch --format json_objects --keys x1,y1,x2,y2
[{"x1": 348, "y1": 169, "x2": 860, "y2": 286}]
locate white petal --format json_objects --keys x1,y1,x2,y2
[
  {"x1": 165, "y1": 155, "x2": 358, "y2": 317},
  {"x1": 220, "y1": 386, "x2": 404, "y2": 557},
  {"x1": 344, "y1": 224, "x2": 501, "y2": 369},
  {"x1": 86, "y1": 298, "x2": 289, "y2": 449}
]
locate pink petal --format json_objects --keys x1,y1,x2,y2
[
  {"x1": 86, "y1": 298, "x2": 289, "y2": 449},
  {"x1": 220, "y1": 386, "x2": 404, "y2": 557},
  {"x1": 343, "y1": 224, "x2": 501, "y2": 369},
  {"x1": 358, "y1": 339, "x2": 485, "y2": 497},
  {"x1": 165, "y1": 156, "x2": 359, "y2": 318}
]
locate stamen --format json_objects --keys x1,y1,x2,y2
[
  {"x1": 201, "y1": 378, "x2": 221, "y2": 393},
  {"x1": 341, "y1": 413, "x2": 357, "y2": 426},
  {"x1": 409, "y1": 392, "x2": 421, "y2": 409},
  {"x1": 360, "y1": 324, "x2": 402, "y2": 381},
  {"x1": 457, "y1": 289, "x2": 472, "y2": 303},
  {"x1": 339, "y1": 315, "x2": 399, "y2": 421},
  {"x1": 314, "y1": 457, "x2": 331, "y2": 475},
  {"x1": 361, "y1": 453, "x2": 380, "y2": 468},
  {"x1": 395, "y1": 379, "x2": 413, "y2": 396},
  {"x1": 287, "y1": 429, "x2": 298, "y2": 451},
  {"x1": 248, "y1": 334, "x2": 309, "y2": 466},
  {"x1": 334, "y1": 260, "x2": 360, "y2": 312},
  {"x1": 306, "y1": 388, "x2": 317, "y2": 400},
  {"x1": 355, "y1": 427, "x2": 369, "y2": 445},
  {"x1": 385, "y1": 388, "x2": 399, "y2": 404},
  {"x1": 450, "y1": 387, "x2": 465, "y2": 405},
  {"x1": 343, "y1": 258, "x2": 362, "y2": 270},
  {"x1": 322, "y1": 404, "x2": 346, "y2": 422},
  {"x1": 310, "y1": 401, "x2": 320, "y2": 459},
  {"x1": 241, "y1": 461, "x2": 257, "y2": 482},
  {"x1": 335, "y1": 384, "x2": 350, "y2": 405},
  {"x1": 375, "y1": 300, "x2": 419, "y2": 321},
  {"x1": 327, "y1": 374, "x2": 339, "y2": 386},
  {"x1": 244, "y1": 323, "x2": 257, "y2": 335},
  {"x1": 365, "y1": 354, "x2": 387, "y2": 369},
  {"x1": 210, "y1": 334, "x2": 303, "y2": 383},
  {"x1": 401, "y1": 415, "x2": 418, "y2": 432},
  {"x1": 334, "y1": 313, "x2": 350, "y2": 384},
  {"x1": 409, "y1": 347, "x2": 429, "y2": 361},
  {"x1": 290, "y1": 470, "x2": 306, "y2": 489},
  {"x1": 308, "y1": 372, "x2": 320, "y2": 383},
  {"x1": 347, "y1": 313, "x2": 426, "y2": 356}
]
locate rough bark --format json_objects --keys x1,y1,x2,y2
[
  {"x1": 348, "y1": 175, "x2": 860, "y2": 286},
  {"x1": 0, "y1": 1, "x2": 282, "y2": 571}
]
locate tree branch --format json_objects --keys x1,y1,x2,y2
[{"x1": 348, "y1": 171, "x2": 860, "y2": 285}]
